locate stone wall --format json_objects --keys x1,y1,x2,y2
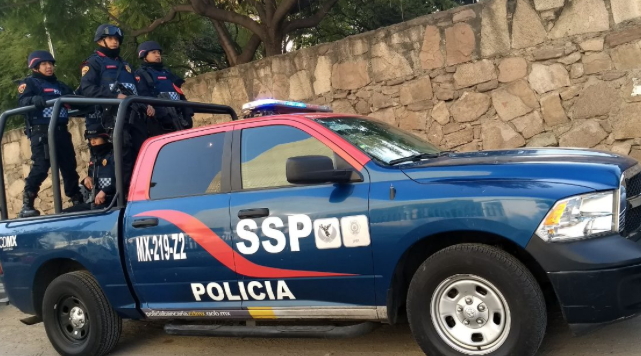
[{"x1": 5, "y1": 0, "x2": 641, "y2": 218}]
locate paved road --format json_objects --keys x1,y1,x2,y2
[{"x1": 0, "y1": 302, "x2": 640, "y2": 356}]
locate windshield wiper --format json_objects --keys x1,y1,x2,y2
[{"x1": 389, "y1": 151, "x2": 453, "y2": 166}]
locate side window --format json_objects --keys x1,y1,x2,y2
[
  {"x1": 241, "y1": 125, "x2": 338, "y2": 190},
  {"x1": 150, "y1": 133, "x2": 226, "y2": 199}
]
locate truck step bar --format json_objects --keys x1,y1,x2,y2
[{"x1": 164, "y1": 321, "x2": 378, "y2": 339}]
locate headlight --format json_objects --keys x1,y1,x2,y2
[{"x1": 537, "y1": 191, "x2": 617, "y2": 242}]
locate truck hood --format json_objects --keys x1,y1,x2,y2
[{"x1": 401, "y1": 148, "x2": 638, "y2": 190}]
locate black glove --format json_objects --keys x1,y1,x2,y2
[{"x1": 31, "y1": 96, "x2": 46, "y2": 110}]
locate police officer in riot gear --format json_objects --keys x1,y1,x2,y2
[
  {"x1": 82, "y1": 123, "x2": 116, "y2": 210},
  {"x1": 135, "y1": 40, "x2": 193, "y2": 136},
  {"x1": 79, "y1": 24, "x2": 154, "y2": 194},
  {"x1": 18, "y1": 50, "x2": 83, "y2": 218}
]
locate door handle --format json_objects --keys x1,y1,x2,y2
[
  {"x1": 238, "y1": 208, "x2": 270, "y2": 219},
  {"x1": 132, "y1": 218, "x2": 159, "y2": 228}
]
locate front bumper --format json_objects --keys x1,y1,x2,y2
[{"x1": 526, "y1": 233, "x2": 641, "y2": 334}]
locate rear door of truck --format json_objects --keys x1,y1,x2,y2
[{"x1": 122, "y1": 126, "x2": 239, "y2": 315}]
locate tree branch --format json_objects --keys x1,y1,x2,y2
[
  {"x1": 131, "y1": 4, "x2": 195, "y2": 37},
  {"x1": 210, "y1": 19, "x2": 239, "y2": 66},
  {"x1": 237, "y1": 34, "x2": 262, "y2": 64},
  {"x1": 264, "y1": 0, "x2": 276, "y2": 20},
  {"x1": 283, "y1": 0, "x2": 339, "y2": 33},
  {"x1": 272, "y1": 0, "x2": 297, "y2": 26},
  {"x1": 94, "y1": 1, "x2": 133, "y2": 32},
  {"x1": 190, "y1": 0, "x2": 265, "y2": 39}
]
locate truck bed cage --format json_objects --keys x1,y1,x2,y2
[{"x1": 0, "y1": 97, "x2": 238, "y2": 220}]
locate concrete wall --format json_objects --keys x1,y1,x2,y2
[{"x1": 6, "y1": 0, "x2": 641, "y2": 218}]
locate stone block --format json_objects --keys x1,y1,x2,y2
[
  {"x1": 533, "y1": 47, "x2": 566, "y2": 61},
  {"x1": 528, "y1": 63, "x2": 571, "y2": 94},
  {"x1": 397, "y1": 109, "x2": 428, "y2": 131},
  {"x1": 7, "y1": 179, "x2": 24, "y2": 198},
  {"x1": 558, "y1": 52, "x2": 582, "y2": 65},
  {"x1": 313, "y1": 56, "x2": 333, "y2": 95},
  {"x1": 426, "y1": 121, "x2": 444, "y2": 145},
  {"x1": 512, "y1": 0, "x2": 547, "y2": 49},
  {"x1": 420, "y1": 26, "x2": 444, "y2": 70},
  {"x1": 332, "y1": 60, "x2": 370, "y2": 90},
  {"x1": 450, "y1": 92, "x2": 491, "y2": 123},
  {"x1": 534, "y1": 0, "x2": 565, "y2": 11},
  {"x1": 432, "y1": 101, "x2": 451, "y2": 125},
  {"x1": 444, "y1": 127, "x2": 474, "y2": 149},
  {"x1": 513, "y1": 111, "x2": 545, "y2": 139},
  {"x1": 482, "y1": 120, "x2": 526, "y2": 150},
  {"x1": 370, "y1": 92, "x2": 396, "y2": 111},
  {"x1": 372, "y1": 43, "x2": 413, "y2": 82},
  {"x1": 572, "y1": 82, "x2": 618, "y2": 119},
  {"x1": 579, "y1": 38, "x2": 604, "y2": 52},
  {"x1": 549, "y1": 0, "x2": 610, "y2": 39},
  {"x1": 477, "y1": 79, "x2": 499, "y2": 92},
  {"x1": 445, "y1": 23, "x2": 476, "y2": 66},
  {"x1": 498, "y1": 57, "x2": 527, "y2": 83},
  {"x1": 289, "y1": 70, "x2": 313, "y2": 100},
  {"x1": 407, "y1": 101, "x2": 434, "y2": 112},
  {"x1": 614, "y1": 103, "x2": 641, "y2": 139},
  {"x1": 20, "y1": 136, "x2": 30, "y2": 159},
  {"x1": 491, "y1": 79, "x2": 539, "y2": 121},
  {"x1": 454, "y1": 60, "x2": 497, "y2": 88},
  {"x1": 602, "y1": 71, "x2": 627, "y2": 81},
  {"x1": 612, "y1": 140, "x2": 633, "y2": 155},
  {"x1": 453, "y1": 9, "x2": 476, "y2": 23},
  {"x1": 400, "y1": 77, "x2": 433, "y2": 105},
  {"x1": 355, "y1": 100, "x2": 370, "y2": 115},
  {"x1": 540, "y1": 92, "x2": 569, "y2": 126},
  {"x1": 481, "y1": 0, "x2": 510, "y2": 57},
  {"x1": 527, "y1": 132, "x2": 558, "y2": 147},
  {"x1": 327, "y1": 101, "x2": 354, "y2": 117},
  {"x1": 559, "y1": 120, "x2": 608, "y2": 147},
  {"x1": 606, "y1": 25, "x2": 641, "y2": 47},
  {"x1": 570, "y1": 63, "x2": 585, "y2": 79},
  {"x1": 369, "y1": 107, "x2": 397, "y2": 126},
  {"x1": 611, "y1": 43, "x2": 641, "y2": 70},
  {"x1": 611, "y1": 0, "x2": 641, "y2": 25},
  {"x1": 3, "y1": 142, "x2": 21, "y2": 166},
  {"x1": 560, "y1": 85, "x2": 581, "y2": 100},
  {"x1": 443, "y1": 122, "x2": 466, "y2": 135}
]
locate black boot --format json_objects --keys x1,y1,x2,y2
[{"x1": 19, "y1": 191, "x2": 40, "y2": 218}]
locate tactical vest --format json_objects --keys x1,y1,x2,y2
[
  {"x1": 28, "y1": 78, "x2": 68, "y2": 125},
  {"x1": 140, "y1": 67, "x2": 180, "y2": 100},
  {"x1": 93, "y1": 54, "x2": 138, "y2": 95}
]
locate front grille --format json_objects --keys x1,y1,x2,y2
[
  {"x1": 625, "y1": 207, "x2": 641, "y2": 235},
  {"x1": 628, "y1": 172, "x2": 641, "y2": 197}
]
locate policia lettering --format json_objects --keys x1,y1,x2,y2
[
  {"x1": 18, "y1": 50, "x2": 83, "y2": 218},
  {"x1": 191, "y1": 280, "x2": 295, "y2": 301}
]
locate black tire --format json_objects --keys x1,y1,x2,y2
[
  {"x1": 42, "y1": 271, "x2": 122, "y2": 356},
  {"x1": 407, "y1": 244, "x2": 546, "y2": 356}
]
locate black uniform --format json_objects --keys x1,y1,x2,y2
[
  {"x1": 79, "y1": 49, "x2": 146, "y2": 193},
  {"x1": 135, "y1": 63, "x2": 193, "y2": 136},
  {"x1": 86, "y1": 143, "x2": 116, "y2": 209},
  {"x1": 18, "y1": 74, "x2": 81, "y2": 201}
]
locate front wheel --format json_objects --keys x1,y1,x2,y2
[
  {"x1": 407, "y1": 244, "x2": 546, "y2": 356},
  {"x1": 42, "y1": 271, "x2": 122, "y2": 356}
]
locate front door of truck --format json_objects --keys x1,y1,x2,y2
[
  {"x1": 229, "y1": 123, "x2": 376, "y2": 315},
  {"x1": 124, "y1": 129, "x2": 240, "y2": 315}
]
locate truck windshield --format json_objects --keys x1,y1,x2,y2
[{"x1": 313, "y1": 117, "x2": 443, "y2": 165}]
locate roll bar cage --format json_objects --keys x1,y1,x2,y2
[{"x1": 0, "y1": 97, "x2": 237, "y2": 220}]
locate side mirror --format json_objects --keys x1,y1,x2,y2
[{"x1": 286, "y1": 156, "x2": 363, "y2": 185}]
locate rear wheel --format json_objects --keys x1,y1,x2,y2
[
  {"x1": 43, "y1": 271, "x2": 122, "y2": 356},
  {"x1": 407, "y1": 244, "x2": 546, "y2": 356}
]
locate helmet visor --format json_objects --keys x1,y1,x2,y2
[{"x1": 102, "y1": 25, "x2": 123, "y2": 37}]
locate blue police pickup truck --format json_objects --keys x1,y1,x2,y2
[{"x1": 1, "y1": 98, "x2": 641, "y2": 356}]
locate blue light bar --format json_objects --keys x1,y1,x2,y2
[{"x1": 241, "y1": 99, "x2": 332, "y2": 113}]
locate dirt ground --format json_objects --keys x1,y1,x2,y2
[{"x1": 1, "y1": 304, "x2": 640, "y2": 356}]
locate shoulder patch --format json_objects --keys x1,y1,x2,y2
[
  {"x1": 18, "y1": 83, "x2": 26, "y2": 94},
  {"x1": 81, "y1": 66, "x2": 90, "y2": 77},
  {"x1": 125, "y1": 65, "x2": 132, "y2": 73},
  {"x1": 135, "y1": 76, "x2": 140, "y2": 83}
]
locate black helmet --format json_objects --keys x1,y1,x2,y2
[
  {"x1": 84, "y1": 122, "x2": 110, "y2": 139},
  {"x1": 94, "y1": 24, "x2": 124, "y2": 43},
  {"x1": 137, "y1": 41, "x2": 162, "y2": 59},
  {"x1": 27, "y1": 50, "x2": 55, "y2": 69}
]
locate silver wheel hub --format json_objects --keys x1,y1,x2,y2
[
  {"x1": 69, "y1": 307, "x2": 86, "y2": 328},
  {"x1": 430, "y1": 274, "x2": 511, "y2": 355}
]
